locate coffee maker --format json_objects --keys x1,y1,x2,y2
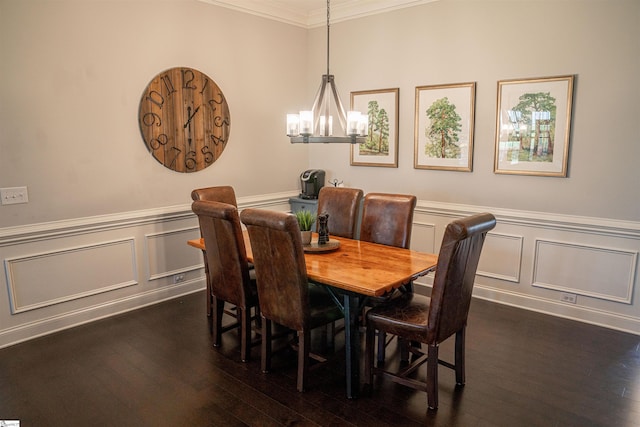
[{"x1": 299, "y1": 169, "x2": 325, "y2": 199}]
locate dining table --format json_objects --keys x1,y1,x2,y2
[{"x1": 188, "y1": 232, "x2": 438, "y2": 398}]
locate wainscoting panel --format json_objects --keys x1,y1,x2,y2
[
  {"x1": 145, "y1": 226, "x2": 203, "y2": 281},
  {"x1": 414, "y1": 201, "x2": 640, "y2": 334},
  {"x1": 411, "y1": 221, "x2": 436, "y2": 254},
  {"x1": 1, "y1": 194, "x2": 639, "y2": 349},
  {"x1": 533, "y1": 239, "x2": 638, "y2": 304},
  {"x1": 5, "y1": 238, "x2": 137, "y2": 313},
  {"x1": 477, "y1": 232, "x2": 523, "y2": 283},
  {"x1": 0, "y1": 191, "x2": 294, "y2": 348}
]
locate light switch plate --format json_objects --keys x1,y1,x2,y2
[{"x1": 1, "y1": 186, "x2": 29, "y2": 205}]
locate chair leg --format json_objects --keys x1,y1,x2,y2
[
  {"x1": 364, "y1": 322, "x2": 376, "y2": 388},
  {"x1": 427, "y1": 344, "x2": 439, "y2": 410},
  {"x1": 319, "y1": 325, "x2": 328, "y2": 350},
  {"x1": 399, "y1": 337, "x2": 410, "y2": 363},
  {"x1": 327, "y1": 322, "x2": 335, "y2": 350},
  {"x1": 455, "y1": 327, "x2": 466, "y2": 385},
  {"x1": 207, "y1": 299, "x2": 213, "y2": 334},
  {"x1": 261, "y1": 317, "x2": 272, "y2": 373},
  {"x1": 297, "y1": 330, "x2": 310, "y2": 392},
  {"x1": 202, "y1": 250, "x2": 212, "y2": 332},
  {"x1": 212, "y1": 297, "x2": 225, "y2": 347},
  {"x1": 377, "y1": 331, "x2": 386, "y2": 363},
  {"x1": 239, "y1": 307, "x2": 251, "y2": 362},
  {"x1": 254, "y1": 305, "x2": 262, "y2": 329}
]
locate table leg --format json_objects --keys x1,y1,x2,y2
[
  {"x1": 318, "y1": 285, "x2": 364, "y2": 399},
  {"x1": 200, "y1": 250, "x2": 213, "y2": 333},
  {"x1": 344, "y1": 293, "x2": 361, "y2": 399}
]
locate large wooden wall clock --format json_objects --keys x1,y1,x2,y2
[{"x1": 138, "y1": 67, "x2": 230, "y2": 172}]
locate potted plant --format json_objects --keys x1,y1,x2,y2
[{"x1": 295, "y1": 209, "x2": 315, "y2": 245}]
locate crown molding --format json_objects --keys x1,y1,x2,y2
[{"x1": 198, "y1": 0, "x2": 439, "y2": 28}]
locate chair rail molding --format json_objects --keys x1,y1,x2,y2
[
  {"x1": 413, "y1": 200, "x2": 640, "y2": 335},
  {"x1": 0, "y1": 191, "x2": 299, "y2": 246},
  {"x1": 415, "y1": 200, "x2": 640, "y2": 239}
]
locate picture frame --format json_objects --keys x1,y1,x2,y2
[
  {"x1": 350, "y1": 88, "x2": 399, "y2": 167},
  {"x1": 494, "y1": 75, "x2": 575, "y2": 177},
  {"x1": 414, "y1": 82, "x2": 476, "y2": 172}
]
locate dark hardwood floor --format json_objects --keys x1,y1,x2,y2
[{"x1": 1, "y1": 290, "x2": 639, "y2": 426}]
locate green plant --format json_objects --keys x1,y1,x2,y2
[{"x1": 295, "y1": 209, "x2": 315, "y2": 231}]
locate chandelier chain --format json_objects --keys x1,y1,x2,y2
[{"x1": 326, "y1": 0, "x2": 330, "y2": 76}]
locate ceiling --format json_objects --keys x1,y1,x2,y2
[{"x1": 198, "y1": 0, "x2": 438, "y2": 28}]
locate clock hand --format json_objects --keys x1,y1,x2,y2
[
  {"x1": 183, "y1": 105, "x2": 201, "y2": 128},
  {"x1": 186, "y1": 106, "x2": 192, "y2": 145}
]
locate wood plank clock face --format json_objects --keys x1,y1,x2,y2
[{"x1": 138, "y1": 67, "x2": 230, "y2": 172}]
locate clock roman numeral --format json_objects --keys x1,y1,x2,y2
[
  {"x1": 160, "y1": 74, "x2": 176, "y2": 96},
  {"x1": 182, "y1": 69, "x2": 197, "y2": 90},
  {"x1": 200, "y1": 77, "x2": 209, "y2": 95},
  {"x1": 146, "y1": 90, "x2": 164, "y2": 109}
]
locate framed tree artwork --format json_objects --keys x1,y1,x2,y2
[
  {"x1": 494, "y1": 75, "x2": 575, "y2": 177},
  {"x1": 350, "y1": 88, "x2": 399, "y2": 167},
  {"x1": 414, "y1": 82, "x2": 476, "y2": 172}
]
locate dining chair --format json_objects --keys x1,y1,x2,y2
[
  {"x1": 316, "y1": 186, "x2": 364, "y2": 239},
  {"x1": 359, "y1": 192, "x2": 417, "y2": 249},
  {"x1": 240, "y1": 208, "x2": 344, "y2": 392},
  {"x1": 191, "y1": 185, "x2": 253, "y2": 331},
  {"x1": 364, "y1": 212, "x2": 496, "y2": 410},
  {"x1": 191, "y1": 185, "x2": 238, "y2": 206},
  {"x1": 359, "y1": 192, "x2": 417, "y2": 361},
  {"x1": 191, "y1": 200, "x2": 260, "y2": 362}
]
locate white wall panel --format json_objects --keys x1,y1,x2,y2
[
  {"x1": 411, "y1": 221, "x2": 436, "y2": 254},
  {"x1": 0, "y1": 193, "x2": 294, "y2": 348},
  {"x1": 145, "y1": 227, "x2": 203, "y2": 281},
  {"x1": 477, "y1": 233, "x2": 523, "y2": 283},
  {"x1": 413, "y1": 201, "x2": 640, "y2": 334},
  {"x1": 1, "y1": 193, "x2": 639, "y2": 348},
  {"x1": 5, "y1": 239, "x2": 137, "y2": 313},
  {"x1": 533, "y1": 239, "x2": 638, "y2": 304}
]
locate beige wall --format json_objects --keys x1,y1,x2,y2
[
  {"x1": 309, "y1": 0, "x2": 640, "y2": 222},
  {"x1": 0, "y1": 0, "x2": 309, "y2": 227},
  {"x1": 1, "y1": 0, "x2": 638, "y2": 225}
]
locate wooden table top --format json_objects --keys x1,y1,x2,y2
[{"x1": 188, "y1": 232, "x2": 438, "y2": 298}]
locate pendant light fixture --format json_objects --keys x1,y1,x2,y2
[{"x1": 287, "y1": 0, "x2": 367, "y2": 144}]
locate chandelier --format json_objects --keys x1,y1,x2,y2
[{"x1": 287, "y1": 0, "x2": 367, "y2": 144}]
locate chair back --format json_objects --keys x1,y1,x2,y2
[
  {"x1": 240, "y1": 208, "x2": 309, "y2": 331},
  {"x1": 316, "y1": 187, "x2": 363, "y2": 238},
  {"x1": 191, "y1": 200, "x2": 253, "y2": 308},
  {"x1": 360, "y1": 193, "x2": 417, "y2": 249},
  {"x1": 427, "y1": 213, "x2": 496, "y2": 344},
  {"x1": 191, "y1": 186, "x2": 238, "y2": 207}
]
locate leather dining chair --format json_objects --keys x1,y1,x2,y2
[
  {"x1": 240, "y1": 208, "x2": 344, "y2": 392},
  {"x1": 191, "y1": 185, "x2": 252, "y2": 331},
  {"x1": 316, "y1": 186, "x2": 364, "y2": 239},
  {"x1": 191, "y1": 200, "x2": 260, "y2": 362},
  {"x1": 359, "y1": 192, "x2": 417, "y2": 361},
  {"x1": 191, "y1": 185, "x2": 238, "y2": 206},
  {"x1": 364, "y1": 213, "x2": 496, "y2": 410},
  {"x1": 359, "y1": 192, "x2": 417, "y2": 249}
]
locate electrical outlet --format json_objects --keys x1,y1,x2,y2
[
  {"x1": 1, "y1": 186, "x2": 29, "y2": 205},
  {"x1": 560, "y1": 292, "x2": 577, "y2": 304},
  {"x1": 173, "y1": 273, "x2": 185, "y2": 283}
]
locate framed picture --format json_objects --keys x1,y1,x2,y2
[
  {"x1": 350, "y1": 88, "x2": 399, "y2": 167},
  {"x1": 414, "y1": 82, "x2": 476, "y2": 172},
  {"x1": 494, "y1": 75, "x2": 575, "y2": 177}
]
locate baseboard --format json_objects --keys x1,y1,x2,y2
[
  {"x1": 413, "y1": 279, "x2": 640, "y2": 336},
  {"x1": 0, "y1": 279, "x2": 205, "y2": 349}
]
